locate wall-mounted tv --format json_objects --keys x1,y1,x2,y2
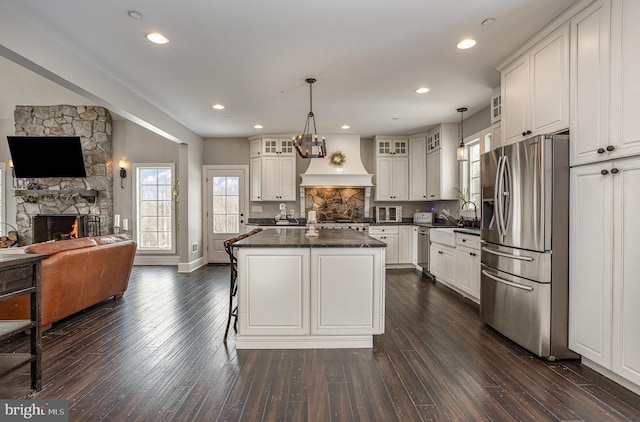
[{"x1": 7, "y1": 136, "x2": 87, "y2": 178}]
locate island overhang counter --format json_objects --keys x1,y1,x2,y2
[{"x1": 233, "y1": 228, "x2": 386, "y2": 349}]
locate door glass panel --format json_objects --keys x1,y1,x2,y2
[{"x1": 212, "y1": 176, "x2": 240, "y2": 234}]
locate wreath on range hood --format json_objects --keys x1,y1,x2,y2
[{"x1": 328, "y1": 151, "x2": 346, "y2": 168}]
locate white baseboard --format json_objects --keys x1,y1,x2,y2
[
  {"x1": 581, "y1": 357, "x2": 640, "y2": 396},
  {"x1": 178, "y1": 256, "x2": 206, "y2": 273},
  {"x1": 235, "y1": 334, "x2": 373, "y2": 349}
]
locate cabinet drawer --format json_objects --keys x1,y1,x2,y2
[
  {"x1": 0, "y1": 265, "x2": 35, "y2": 297},
  {"x1": 369, "y1": 226, "x2": 399, "y2": 235},
  {"x1": 456, "y1": 233, "x2": 480, "y2": 249}
]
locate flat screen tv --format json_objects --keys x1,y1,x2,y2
[{"x1": 7, "y1": 136, "x2": 87, "y2": 178}]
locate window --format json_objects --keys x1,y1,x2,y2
[
  {"x1": 0, "y1": 163, "x2": 4, "y2": 236},
  {"x1": 135, "y1": 164, "x2": 175, "y2": 252},
  {"x1": 461, "y1": 128, "x2": 491, "y2": 209},
  {"x1": 212, "y1": 176, "x2": 240, "y2": 234}
]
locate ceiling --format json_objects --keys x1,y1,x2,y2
[{"x1": 0, "y1": 0, "x2": 579, "y2": 139}]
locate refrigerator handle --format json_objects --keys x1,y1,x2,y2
[
  {"x1": 496, "y1": 156, "x2": 507, "y2": 235},
  {"x1": 502, "y1": 157, "x2": 511, "y2": 232},
  {"x1": 482, "y1": 246, "x2": 534, "y2": 262},
  {"x1": 482, "y1": 270, "x2": 534, "y2": 292},
  {"x1": 494, "y1": 156, "x2": 504, "y2": 236}
]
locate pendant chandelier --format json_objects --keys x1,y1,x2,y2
[
  {"x1": 456, "y1": 107, "x2": 468, "y2": 162},
  {"x1": 292, "y1": 78, "x2": 327, "y2": 158}
]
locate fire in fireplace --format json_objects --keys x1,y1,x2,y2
[{"x1": 32, "y1": 214, "x2": 101, "y2": 243}]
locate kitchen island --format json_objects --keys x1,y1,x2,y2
[{"x1": 233, "y1": 228, "x2": 386, "y2": 349}]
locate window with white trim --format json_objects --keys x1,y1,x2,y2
[
  {"x1": 0, "y1": 163, "x2": 4, "y2": 236},
  {"x1": 461, "y1": 128, "x2": 491, "y2": 209},
  {"x1": 135, "y1": 164, "x2": 175, "y2": 252}
]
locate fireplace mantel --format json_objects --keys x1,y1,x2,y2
[{"x1": 15, "y1": 189, "x2": 98, "y2": 203}]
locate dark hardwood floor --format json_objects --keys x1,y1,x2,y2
[{"x1": 0, "y1": 265, "x2": 639, "y2": 421}]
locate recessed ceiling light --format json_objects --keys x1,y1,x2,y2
[
  {"x1": 415, "y1": 87, "x2": 430, "y2": 94},
  {"x1": 212, "y1": 104, "x2": 225, "y2": 110},
  {"x1": 457, "y1": 38, "x2": 477, "y2": 49},
  {"x1": 341, "y1": 125, "x2": 350, "y2": 130},
  {"x1": 482, "y1": 18, "x2": 495, "y2": 26},
  {"x1": 145, "y1": 32, "x2": 169, "y2": 44},
  {"x1": 254, "y1": 124, "x2": 263, "y2": 129},
  {"x1": 128, "y1": 10, "x2": 142, "y2": 19}
]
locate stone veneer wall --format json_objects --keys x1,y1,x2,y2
[
  {"x1": 304, "y1": 188, "x2": 365, "y2": 221},
  {"x1": 13, "y1": 105, "x2": 113, "y2": 245}
]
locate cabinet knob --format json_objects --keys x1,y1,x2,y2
[
  {"x1": 611, "y1": 168, "x2": 619, "y2": 174},
  {"x1": 462, "y1": 239, "x2": 467, "y2": 242},
  {"x1": 438, "y1": 251, "x2": 443, "y2": 254},
  {"x1": 526, "y1": 130, "x2": 532, "y2": 135},
  {"x1": 606, "y1": 145, "x2": 615, "y2": 152},
  {"x1": 597, "y1": 148, "x2": 605, "y2": 154},
  {"x1": 601, "y1": 169, "x2": 609, "y2": 175},
  {"x1": 470, "y1": 252, "x2": 477, "y2": 256}
]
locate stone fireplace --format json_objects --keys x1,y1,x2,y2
[
  {"x1": 32, "y1": 214, "x2": 100, "y2": 243},
  {"x1": 13, "y1": 105, "x2": 114, "y2": 245}
]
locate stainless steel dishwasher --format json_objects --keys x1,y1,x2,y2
[{"x1": 417, "y1": 226, "x2": 430, "y2": 275}]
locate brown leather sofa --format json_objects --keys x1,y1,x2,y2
[{"x1": 0, "y1": 234, "x2": 136, "y2": 329}]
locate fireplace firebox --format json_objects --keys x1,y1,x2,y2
[{"x1": 32, "y1": 214, "x2": 101, "y2": 243}]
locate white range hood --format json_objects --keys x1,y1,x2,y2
[{"x1": 299, "y1": 134, "x2": 373, "y2": 187}]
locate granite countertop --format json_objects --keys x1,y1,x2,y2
[
  {"x1": 454, "y1": 228, "x2": 481, "y2": 236},
  {"x1": 234, "y1": 228, "x2": 387, "y2": 248}
]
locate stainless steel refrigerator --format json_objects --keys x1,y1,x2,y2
[{"x1": 480, "y1": 134, "x2": 577, "y2": 360}]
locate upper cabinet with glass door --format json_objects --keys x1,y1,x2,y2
[
  {"x1": 262, "y1": 138, "x2": 295, "y2": 156},
  {"x1": 376, "y1": 138, "x2": 408, "y2": 156}
]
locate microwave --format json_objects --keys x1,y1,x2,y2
[{"x1": 375, "y1": 206, "x2": 402, "y2": 222}]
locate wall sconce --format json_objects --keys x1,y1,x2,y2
[
  {"x1": 119, "y1": 160, "x2": 127, "y2": 188},
  {"x1": 8, "y1": 159, "x2": 16, "y2": 188}
]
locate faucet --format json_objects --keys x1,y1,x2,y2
[{"x1": 461, "y1": 200, "x2": 479, "y2": 227}]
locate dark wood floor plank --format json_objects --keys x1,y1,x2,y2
[
  {"x1": 328, "y1": 382, "x2": 355, "y2": 422},
  {"x1": 0, "y1": 266, "x2": 638, "y2": 422}
]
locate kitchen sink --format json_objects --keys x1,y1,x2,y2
[{"x1": 430, "y1": 228, "x2": 457, "y2": 247}]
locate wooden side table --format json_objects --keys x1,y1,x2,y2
[{"x1": 0, "y1": 254, "x2": 46, "y2": 392}]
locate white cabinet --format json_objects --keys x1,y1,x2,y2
[
  {"x1": 572, "y1": 0, "x2": 640, "y2": 165},
  {"x1": 491, "y1": 91, "x2": 502, "y2": 124},
  {"x1": 455, "y1": 233, "x2": 481, "y2": 302},
  {"x1": 237, "y1": 246, "x2": 385, "y2": 348},
  {"x1": 426, "y1": 124, "x2": 458, "y2": 200},
  {"x1": 374, "y1": 137, "x2": 409, "y2": 201},
  {"x1": 375, "y1": 138, "x2": 408, "y2": 156},
  {"x1": 500, "y1": 24, "x2": 569, "y2": 145},
  {"x1": 570, "y1": 156, "x2": 640, "y2": 387},
  {"x1": 570, "y1": 0, "x2": 611, "y2": 166},
  {"x1": 429, "y1": 242, "x2": 456, "y2": 286},
  {"x1": 238, "y1": 249, "x2": 310, "y2": 336},
  {"x1": 409, "y1": 137, "x2": 427, "y2": 201},
  {"x1": 261, "y1": 155, "x2": 296, "y2": 201},
  {"x1": 398, "y1": 226, "x2": 413, "y2": 264},
  {"x1": 250, "y1": 157, "x2": 262, "y2": 201},
  {"x1": 375, "y1": 156, "x2": 409, "y2": 201},
  {"x1": 310, "y1": 248, "x2": 385, "y2": 335},
  {"x1": 369, "y1": 226, "x2": 399, "y2": 264},
  {"x1": 249, "y1": 137, "x2": 296, "y2": 201}
]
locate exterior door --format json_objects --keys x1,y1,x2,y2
[{"x1": 206, "y1": 167, "x2": 248, "y2": 263}]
